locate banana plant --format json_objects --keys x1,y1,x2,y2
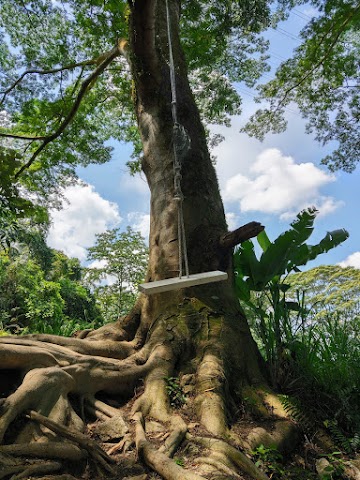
[{"x1": 234, "y1": 207, "x2": 349, "y2": 386}]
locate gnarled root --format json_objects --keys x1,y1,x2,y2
[
  {"x1": 28, "y1": 410, "x2": 116, "y2": 474},
  {"x1": 0, "y1": 461, "x2": 62, "y2": 480},
  {"x1": 134, "y1": 412, "x2": 205, "y2": 480},
  {"x1": 0, "y1": 300, "x2": 303, "y2": 480},
  {"x1": 187, "y1": 434, "x2": 269, "y2": 480}
]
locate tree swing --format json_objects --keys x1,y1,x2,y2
[{"x1": 139, "y1": 0, "x2": 228, "y2": 295}]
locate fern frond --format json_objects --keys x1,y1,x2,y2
[{"x1": 280, "y1": 395, "x2": 314, "y2": 432}]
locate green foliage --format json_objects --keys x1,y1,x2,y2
[
  {"x1": 250, "y1": 444, "x2": 285, "y2": 477},
  {"x1": 234, "y1": 208, "x2": 348, "y2": 384},
  {"x1": 0, "y1": 0, "x2": 134, "y2": 193},
  {"x1": 0, "y1": 239, "x2": 102, "y2": 335},
  {"x1": 249, "y1": 426, "x2": 349, "y2": 479},
  {"x1": 235, "y1": 207, "x2": 348, "y2": 293},
  {"x1": 324, "y1": 420, "x2": 360, "y2": 454},
  {"x1": 287, "y1": 265, "x2": 360, "y2": 321},
  {"x1": 303, "y1": 316, "x2": 360, "y2": 450},
  {"x1": 280, "y1": 395, "x2": 314, "y2": 432},
  {"x1": 280, "y1": 265, "x2": 360, "y2": 450},
  {"x1": 244, "y1": 0, "x2": 360, "y2": 172},
  {"x1": 234, "y1": 209, "x2": 360, "y2": 448},
  {"x1": 165, "y1": 377, "x2": 187, "y2": 408},
  {"x1": 86, "y1": 226, "x2": 148, "y2": 323},
  {"x1": 317, "y1": 452, "x2": 346, "y2": 480},
  {"x1": 0, "y1": 0, "x2": 279, "y2": 188},
  {"x1": 0, "y1": 147, "x2": 49, "y2": 249}
]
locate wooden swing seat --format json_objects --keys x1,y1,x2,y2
[{"x1": 139, "y1": 270, "x2": 228, "y2": 295}]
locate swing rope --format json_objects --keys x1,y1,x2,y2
[
  {"x1": 165, "y1": 0, "x2": 190, "y2": 279},
  {"x1": 138, "y1": 0, "x2": 228, "y2": 293}
]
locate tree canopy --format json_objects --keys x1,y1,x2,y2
[
  {"x1": 287, "y1": 264, "x2": 360, "y2": 321},
  {"x1": 1, "y1": 0, "x2": 357, "y2": 194},
  {"x1": 0, "y1": 0, "x2": 276, "y2": 195},
  {"x1": 0, "y1": 238, "x2": 102, "y2": 335},
  {"x1": 244, "y1": 0, "x2": 360, "y2": 172}
]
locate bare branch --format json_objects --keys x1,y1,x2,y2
[
  {"x1": 220, "y1": 222, "x2": 264, "y2": 249},
  {"x1": 14, "y1": 40, "x2": 129, "y2": 179}
]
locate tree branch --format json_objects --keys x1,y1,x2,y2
[
  {"x1": 275, "y1": 5, "x2": 360, "y2": 109},
  {"x1": 0, "y1": 60, "x2": 97, "y2": 106},
  {"x1": 0, "y1": 132, "x2": 47, "y2": 140},
  {"x1": 220, "y1": 222, "x2": 264, "y2": 249},
  {"x1": 14, "y1": 40, "x2": 129, "y2": 179}
]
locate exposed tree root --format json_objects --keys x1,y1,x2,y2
[
  {"x1": 195, "y1": 350, "x2": 228, "y2": 437},
  {"x1": 28, "y1": 411, "x2": 116, "y2": 473},
  {"x1": 0, "y1": 299, "x2": 337, "y2": 479},
  {"x1": 0, "y1": 443, "x2": 85, "y2": 462},
  {"x1": 0, "y1": 461, "x2": 62, "y2": 480},
  {"x1": 159, "y1": 415, "x2": 187, "y2": 457},
  {"x1": 197, "y1": 456, "x2": 241, "y2": 478},
  {"x1": 134, "y1": 412, "x2": 205, "y2": 480},
  {"x1": 25, "y1": 334, "x2": 136, "y2": 359},
  {"x1": 187, "y1": 435, "x2": 269, "y2": 480},
  {"x1": 32, "y1": 476, "x2": 79, "y2": 480}
]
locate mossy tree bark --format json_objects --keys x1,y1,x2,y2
[{"x1": 0, "y1": 1, "x2": 300, "y2": 479}]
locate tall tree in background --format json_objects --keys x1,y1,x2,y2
[
  {"x1": 0, "y1": 1, "x2": 357, "y2": 479},
  {"x1": 287, "y1": 264, "x2": 360, "y2": 321},
  {"x1": 86, "y1": 226, "x2": 148, "y2": 322}
]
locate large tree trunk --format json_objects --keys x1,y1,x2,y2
[
  {"x1": 0, "y1": 1, "x2": 302, "y2": 479},
  {"x1": 125, "y1": 0, "x2": 268, "y2": 430}
]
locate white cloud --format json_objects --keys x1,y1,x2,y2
[
  {"x1": 225, "y1": 212, "x2": 239, "y2": 230},
  {"x1": 212, "y1": 126, "x2": 263, "y2": 186},
  {"x1": 313, "y1": 197, "x2": 345, "y2": 218},
  {"x1": 127, "y1": 212, "x2": 150, "y2": 241},
  {"x1": 338, "y1": 252, "x2": 360, "y2": 269},
  {"x1": 87, "y1": 259, "x2": 117, "y2": 286},
  {"x1": 120, "y1": 172, "x2": 149, "y2": 197},
  {"x1": 88, "y1": 259, "x2": 108, "y2": 269},
  {"x1": 47, "y1": 183, "x2": 121, "y2": 260},
  {"x1": 222, "y1": 148, "x2": 341, "y2": 218},
  {"x1": 279, "y1": 197, "x2": 345, "y2": 220}
]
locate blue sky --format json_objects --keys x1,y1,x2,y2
[{"x1": 47, "y1": 7, "x2": 360, "y2": 270}]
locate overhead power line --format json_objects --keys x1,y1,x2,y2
[
  {"x1": 234, "y1": 85, "x2": 300, "y2": 117},
  {"x1": 293, "y1": 8, "x2": 313, "y2": 20},
  {"x1": 275, "y1": 27, "x2": 301, "y2": 42}
]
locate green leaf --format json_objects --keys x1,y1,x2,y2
[
  {"x1": 235, "y1": 275, "x2": 251, "y2": 302},
  {"x1": 243, "y1": 3, "x2": 360, "y2": 172},
  {"x1": 234, "y1": 241, "x2": 262, "y2": 288},
  {"x1": 257, "y1": 230, "x2": 271, "y2": 252},
  {"x1": 284, "y1": 301, "x2": 301, "y2": 312},
  {"x1": 290, "y1": 207, "x2": 317, "y2": 244},
  {"x1": 290, "y1": 228, "x2": 349, "y2": 269}
]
